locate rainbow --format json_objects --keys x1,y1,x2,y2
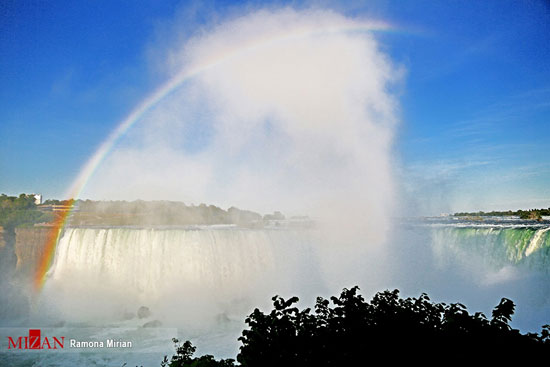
[{"x1": 33, "y1": 19, "x2": 405, "y2": 291}]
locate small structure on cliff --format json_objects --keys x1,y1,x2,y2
[{"x1": 33, "y1": 194, "x2": 42, "y2": 205}]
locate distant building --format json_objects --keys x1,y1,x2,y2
[{"x1": 33, "y1": 194, "x2": 42, "y2": 205}]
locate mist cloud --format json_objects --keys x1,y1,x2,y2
[{"x1": 84, "y1": 8, "x2": 401, "y2": 246}]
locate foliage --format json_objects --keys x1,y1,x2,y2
[
  {"x1": 0, "y1": 194, "x2": 54, "y2": 231},
  {"x1": 165, "y1": 287, "x2": 550, "y2": 366},
  {"x1": 237, "y1": 287, "x2": 550, "y2": 363},
  {"x1": 161, "y1": 338, "x2": 235, "y2": 367},
  {"x1": 517, "y1": 210, "x2": 543, "y2": 220},
  {"x1": 68, "y1": 200, "x2": 262, "y2": 226},
  {"x1": 2, "y1": 194, "x2": 267, "y2": 228},
  {"x1": 454, "y1": 207, "x2": 550, "y2": 219},
  {"x1": 1, "y1": 193, "x2": 36, "y2": 210}
]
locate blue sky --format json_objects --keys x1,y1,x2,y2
[{"x1": 1, "y1": 0, "x2": 549, "y2": 214}]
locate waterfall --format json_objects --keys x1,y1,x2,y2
[
  {"x1": 39, "y1": 226, "x2": 322, "y2": 324},
  {"x1": 36, "y1": 222, "x2": 550, "y2": 327},
  {"x1": 526, "y1": 227, "x2": 550, "y2": 257},
  {"x1": 431, "y1": 225, "x2": 550, "y2": 271}
]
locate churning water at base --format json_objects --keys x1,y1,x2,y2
[{"x1": 39, "y1": 226, "x2": 323, "y2": 326}]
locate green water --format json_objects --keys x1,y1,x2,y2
[{"x1": 432, "y1": 226, "x2": 550, "y2": 272}]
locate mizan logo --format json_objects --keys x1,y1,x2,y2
[{"x1": 7, "y1": 329, "x2": 64, "y2": 350}]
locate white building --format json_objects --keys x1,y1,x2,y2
[{"x1": 33, "y1": 194, "x2": 42, "y2": 205}]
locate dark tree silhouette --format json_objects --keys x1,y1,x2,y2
[
  {"x1": 161, "y1": 338, "x2": 235, "y2": 367},
  {"x1": 162, "y1": 287, "x2": 550, "y2": 366}
]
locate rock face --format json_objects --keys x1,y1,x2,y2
[
  {"x1": 0, "y1": 226, "x2": 31, "y2": 319},
  {"x1": 0, "y1": 227, "x2": 5, "y2": 249},
  {"x1": 14, "y1": 227, "x2": 55, "y2": 277},
  {"x1": 0, "y1": 226, "x2": 15, "y2": 280},
  {"x1": 0, "y1": 226, "x2": 15, "y2": 278}
]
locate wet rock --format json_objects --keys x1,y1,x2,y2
[{"x1": 142, "y1": 319, "x2": 162, "y2": 328}]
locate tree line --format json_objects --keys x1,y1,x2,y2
[
  {"x1": 0, "y1": 194, "x2": 53, "y2": 232},
  {"x1": 454, "y1": 208, "x2": 550, "y2": 220},
  {"x1": 0, "y1": 194, "x2": 285, "y2": 228}
]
